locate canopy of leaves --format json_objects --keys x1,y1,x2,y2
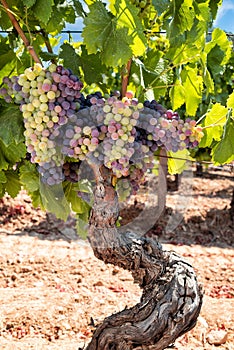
[{"x1": 0, "y1": 0, "x2": 233, "y2": 222}]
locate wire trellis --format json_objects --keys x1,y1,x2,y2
[{"x1": 0, "y1": 30, "x2": 234, "y2": 37}]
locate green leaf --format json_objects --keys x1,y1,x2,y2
[
  {"x1": 0, "y1": 9, "x2": 12, "y2": 30},
  {"x1": 198, "y1": 128, "x2": 214, "y2": 148},
  {"x1": 5, "y1": 170, "x2": 21, "y2": 198},
  {"x1": 76, "y1": 210, "x2": 90, "y2": 239},
  {"x1": 205, "y1": 28, "x2": 232, "y2": 78},
  {"x1": 73, "y1": 0, "x2": 86, "y2": 17},
  {"x1": 168, "y1": 0, "x2": 195, "y2": 37},
  {"x1": 0, "y1": 171, "x2": 7, "y2": 183},
  {"x1": 79, "y1": 45, "x2": 107, "y2": 85},
  {"x1": 59, "y1": 43, "x2": 81, "y2": 77},
  {"x1": 39, "y1": 182, "x2": 70, "y2": 221},
  {"x1": 167, "y1": 149, "x2": 191, "y2": 175},
  {"x1": 0, "y1": 105, "x2": 25, "y2": 146},
  {"x1": 82, "y1": 2, "x2": 132, "y2": 66},
  {"x1": 0, "y1": 148, "x2": 8, "y2": 171},
  {"x1": 169, "y1": 79, "x2": 185, "y2": 110},
  {"x1": 46, "y1": 7, "x2": 66, "y2": 33},
  {"x1": 211, "y1": 117, "x2": 234, "y2": 165},
  {"x1": 0, "y1": 37, "x2": 16, "y2": 71},
  {"x1": 227, "y1": 91, "x2": 234, "y2": 110},
  {"x1": 0, "y1": 140, "x2": 26, "y2": 171},
  {"x1": 152, "y1": 0, "x2": 171, "y2": 16},
  {"x1": 208, "y1": 0, "x2": 222, "y2": 20},
  {"x1": 109, "y1": 0, "x2": 146, "y2": 57},
  {"x1": 63, "y1": 181, "x2": 90, "y2": 213},
  {"x1": 19, "y1": 162, "x2": 40, "y2": 193},
  {"x1": 181, "y1": 65, "x2": 203, "y2": 116},
  {"x1": 200, "y1": 52, "x2": 214, "y2": 94},
  {"x1": 166, "y1": 2, "x2": 210, "y2": 64},
  {"x1": 131, "y1": 54, "x2": 172, "y2": 100},
  {"x1": 39, "y1": 51, "x2": 58, "y2": 62},
  {"x1": 204, "y1": 103, "x2": 227, "y2": 128},
  {"x1": 22, "y1": 0, "x2": 36, "y2": 8},
  {"x1": 0, "y1": 170, "x2": 7, "y2": 197},
  {"x1": 201, "y1": 103, "x2": 228, "y2": 146},
  {"x1": 32, "y1": 0, "x2": 54, "y2": 24}
]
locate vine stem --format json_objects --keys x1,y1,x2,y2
[
  {"x1": 121, "y1": 59, "x2": 132, "y2": 97},
  {"x1": 0, "y1": 0, "x2": 42, "y2": 65},
  {"x1": 86, "y1": 163, "x2": 203, "y2": 350}
]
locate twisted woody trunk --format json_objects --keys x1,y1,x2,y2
[{"x1": 87, "y1": 164, "x2": 203, "y2": 350}]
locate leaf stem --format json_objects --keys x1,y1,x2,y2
[{"x1": 0, "y1": 0, "x2": 42, "y2": 65}]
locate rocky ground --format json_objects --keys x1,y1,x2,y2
[{"x1": 0, "y1": 166, "x2": 233, "y2": 349}]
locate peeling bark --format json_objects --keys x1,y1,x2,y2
[{"x1": 87, "y1": 165, "x2": 203, "y2": 350}]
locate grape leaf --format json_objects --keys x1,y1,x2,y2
[
  {"x1": 202, "y1": 103, "x2": 228, "y2": 145},
  {"x1": 0, "y1": 171, "x2": 7, "y2": 183},
  {"x1": 227, "y1": 91, "x2": 234, "y2": 110},
  {"x1": 211, "y1": 117, "x2": 234, "y2": 165},
  {"x1": 39, "y1": 51, "x2": 58, "y2": 62},
  {"x1": 198, "y1": 128, "x2": 214, "y2": 148},
  {"x1": 4, "y1": 170, "x2": 21, "y2": 198},
  {"x1": 152, "y1": 0, "x2": 171, "y2": 16},
  {"x1": 39, "y1": 182, "x2": 70, "y2": 221},
  {"x1": 22, "y1": 0, "x2": 36, "y2": 8},
  {"x1": 59, "y1": 43, "x2": 81, "y2": 77},
  {"x1": 206, "y1": 28, "x2": 232, "y2": 78},
  {"x1": 82, "y1": 2, "x2": 132, "y2": 66},
  {"x1": 0, "y1": 38, "x2": 16, "y2": 71},
  {"x1": 168, "y1": 0, "x2": 195, "y2": 38},
  {"x1": 169, "y1": 79, "x2": 185, "y2": 110},
  {"x1": 0, "y1": 148, "x2": 8, "y2": 171},
  {"x1": 46, "y1": 7, "x2": 66, "y2": 33},
  {"x1": 32, "y1": 0, "x2": 54, "y2": 24},
  {"x1": 204, "y1": 103, "x2": 227, "y2": 128},
  {"x1": 79, "y1": 46, "x2": 106, "y2": 85},
  {"x1": 0, "y1": 106, "x2": 25, "y2": 146},
  {"x1": 73, "y1": 0, "x2": 86, "y2": 17},
  {"x1": 0, "y1": 170, "x2": 7, "y2": 197},
  {"x1": 76, "y1": 210, "x2": 90, "y2": 239},
  {"x1": 181, "y1": 65, "x2": 203, "y2": 116},
  {"x1": 0, "y1": 140, "x2": 26, "y2": 172},
  {"x1": 63, "y1": 182, "x2": 90, "y2": 214},
  {"x1": 19, "y1": 162, "x2": 40, "y2": 193},
  {"x1": 167, "y1": 149, "x2": 191, "y2": 175},
  {"x1": 109, "y1": 0, "x2": 146, "y2": 57},
  {"x1": 208, "y1": 0, "x2": 222, "y2": 20},
  {"x1": 0, "y1": 8, "x2": 12, "y2": 30}
]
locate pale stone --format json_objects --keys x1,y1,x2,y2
[{"x1": 206, "y1": 329, "x2": 228, "y2": 345}]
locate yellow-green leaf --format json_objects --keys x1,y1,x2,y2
[{"x1": 169, "y1": 79, "x2": 185, "y2": 110}]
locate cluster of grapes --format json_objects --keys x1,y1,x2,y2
[
  {"x1": 0, "y1": 64, "x2": 85, "y2": 185},
  {"x1": 87, "y1": 95, "x2": 144, "y2": 178},
  {"x1": 0, "y1": 64, "x2": 204, "y2": 193},
  {"x1": 142, "y1": 100, "x2": 203, "y2": 149},
  {"x1": 130, "y1": 0, "x2": 151, "y2": 16}
]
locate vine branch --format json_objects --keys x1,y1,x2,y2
[
  {"x1": 0, "y1": 0, "x2": 42, "y2": 64},
  {"x1": 121, "y1": 59, "x2": 132, "y2": 98}
]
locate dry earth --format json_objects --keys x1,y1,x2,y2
[{"x1": 0, "y1": 167, "x2": 233, "y2": 350}]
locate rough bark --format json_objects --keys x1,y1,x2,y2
[{"x1": 87, "y1": 165, "x2": 203, "y2": 350}]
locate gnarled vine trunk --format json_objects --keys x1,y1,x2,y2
[{"x1": 87, "y1": 165, "x2": 203, "y2": 350}]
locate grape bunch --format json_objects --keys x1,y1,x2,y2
[
  {"x1": 130, "y1": 0, "x2": 151, "y2": 16},
  {"x1": 0, "y1": 64, "x2": 204, "y2": 192},
  {"x1": 87, "y1": 94, "x2": 144, "y2": 178}
]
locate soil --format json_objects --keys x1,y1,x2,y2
[{"x1": 0, "y1": 166, "x2": 233, "y2": 350}]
